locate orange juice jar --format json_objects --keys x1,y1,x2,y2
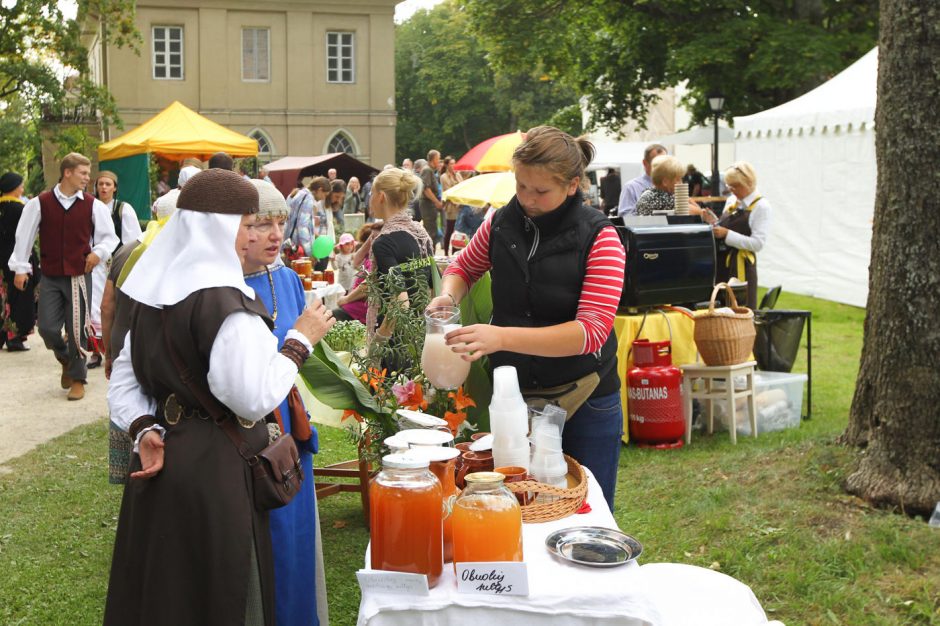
[
  {"x1": 370, "y1": 454, "x2": 444, "y2": 587},
  {"x1": 407, "y1": 446, "x2": 461, "y2": 563},
  {"x1": 452, "y1": 471, "x2": 523, "y2": 566}
]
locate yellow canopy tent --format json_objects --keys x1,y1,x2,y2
[
  {"x1": 98, "y1": 101, "x2": 258, "y2": 218},
  {"x1": 99, "y1": 100, "x2": 258, "y2": 160}
]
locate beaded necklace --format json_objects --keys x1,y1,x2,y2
[{"x1": 265, "y1": 267, "x2": 278, "y2": 322}]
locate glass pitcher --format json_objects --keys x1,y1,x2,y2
[
  {"x1": 421, "y1": 306, "x2": 471, "y2": 390},
  {"x1": 452, "y1": 471, "x2": 523, "y2": 567}
]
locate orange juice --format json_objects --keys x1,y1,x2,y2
[
  {"x1": 429, "y1": 458, "x2": 458, "y2": 563},
  {"x1": 452, "y1": 473, "x2": 523, "y2": 566},
  {"x1": 369, "y1": 456, "x2": 443, "y2": 587}
]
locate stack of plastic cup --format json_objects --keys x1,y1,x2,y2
[
  {"x1": 529, "y1": 423, "x2": 568, "y2": 502},
  {"x1": 674, "y1": 182, "x2": 690, "y2": 215},
  {"x1": 489, "y1": 366, "x2": 531, "y2": 471}
]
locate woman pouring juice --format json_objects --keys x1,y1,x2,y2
[{"x1": 429, "y1": 126, "x2": 626, "y2": 511}]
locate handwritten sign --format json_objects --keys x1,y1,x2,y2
[
  {"x1": 356, "y1": 570, "x2": 430, "y2": 596},
  {"x1": 455, "y1": 562, "x2": 529, "y2": 596}
]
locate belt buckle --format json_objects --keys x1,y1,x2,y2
[
  {"x1": 165, "y1": 394, "x2": 183, "y2": 425},
  {"x1": 237, "y1": 416, "x2": 255, "y2": 430}
]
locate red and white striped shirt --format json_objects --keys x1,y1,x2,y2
[{"x1": 444, "y1": 213, "x2": 626, "y2": 354}]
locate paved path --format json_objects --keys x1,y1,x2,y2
[{"x1": 0, "y1": 340, "x2": 108, "y2": 470}]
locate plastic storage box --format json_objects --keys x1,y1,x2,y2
[{"x1": 708, "y1": 371, "x2": 807, "y2": 435}]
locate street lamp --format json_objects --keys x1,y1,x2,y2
[{"x1": 708, "y1": 93, "x2": 725, "y2": 197}]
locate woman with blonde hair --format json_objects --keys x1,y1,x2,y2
[
  {"x1": 634, "y1": 154, "x2": 689, "y2": 215},
  {"x1": 712, "y1": 161, "x2": 772, "y2": 309},
  {"x1": 430, "y1": 126, "x2": 626, "y2": 511},
  {"x1": 365, "y1": 167, "x2": 434, "y2": 340}
]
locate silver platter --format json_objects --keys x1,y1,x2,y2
[{"x1": 545, "y1": 526, "x2": 643, "y2": 568}]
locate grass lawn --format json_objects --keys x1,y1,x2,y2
[{"x1": 1, "y1": 292, "x2": 938, "y2": 625}]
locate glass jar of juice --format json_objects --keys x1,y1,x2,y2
[
  {"x1": 452, "y1": 471, "x2": 523, "y2": 566},
  {"x1": 370, "y1": 454, "x2": 444, "y2": 587},
  {"x1": 406, "y1": 446, "x2": 461, "y2": 563}
]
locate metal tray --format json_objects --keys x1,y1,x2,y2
[{"x1": 544, "y1": 526, "x2": 642, "y2": 567}]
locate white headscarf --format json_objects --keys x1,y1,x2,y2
[{"x1": 122, "y1": 169, "x2": 259, "y2": 308}]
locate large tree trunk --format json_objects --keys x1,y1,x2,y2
[{"x1": 843, "y1": 0, "x2": 940, "y2": 516}]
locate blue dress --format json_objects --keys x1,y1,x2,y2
[{"x1": 245, "y1": 265, "x2": 320, "y2": 626}]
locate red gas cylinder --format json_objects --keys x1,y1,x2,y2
[{"x1": 628, "y1": 339, "x2": 684, "y2": 448}]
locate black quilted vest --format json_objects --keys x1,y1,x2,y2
[{"x1": 488, "y1": 192, "x2": 619, "y2": 396}]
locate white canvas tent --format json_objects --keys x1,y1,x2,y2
[{"x1": 733, "y1": 47, "x2": 877, "y2": 308}]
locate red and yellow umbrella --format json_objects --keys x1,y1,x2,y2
[{"x1": 453, "y1": 131, "x2": 524, "y2": 172}]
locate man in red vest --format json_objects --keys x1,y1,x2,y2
[{"x1": 9, "y1": 152, "x2": 119, "y2": 400}]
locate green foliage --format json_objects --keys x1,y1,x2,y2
[
  {"x1": 323, "y1": 320, "x2": 368, "y2": 354},
  {"x1": 395, "y1": 0, "x2": 582, "y2": 161},
  {"x1": 0, "y1": 0, "x2": 139, "y2": 178},
  {"x1": 458, "y1": 0, "x2": 878, "y2": 133}
]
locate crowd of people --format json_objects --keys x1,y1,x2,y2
[{"x1": 0, "y1": 124, "x2": 772, "y2": 624}]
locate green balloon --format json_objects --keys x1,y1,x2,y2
[{"x1": 312, "y1": 235, "x2": 334, "y2": 259}]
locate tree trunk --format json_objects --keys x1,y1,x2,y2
[{"x1": 843, "y1": 0, "x2": 940, "y2": 516}]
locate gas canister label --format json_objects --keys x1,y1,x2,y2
[{"x1": 629, "y1": 387, "x2": 670, "y2": 401}]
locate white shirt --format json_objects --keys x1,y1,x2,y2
[
  {"x1": 108, "y1": 311, "x2": 313, "y2": 447},
  {"x1": 7, "y1": 185, "x2": 119, "y2": 274},
  {"x1": 107, "y1": 199, "x2": 143, "y2": 245},
  {"x1": 722, "y1": 190, "x2": 772, "y2": 253}
]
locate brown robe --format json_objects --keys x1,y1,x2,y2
[{"x1": 104, "y1": 287, "x2": 277, "y2": 626}]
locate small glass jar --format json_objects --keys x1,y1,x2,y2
[
  {"x1": 452, "y1": 471, "x2": 523, "y2": 566},
  {"x1": 370, "y1": 454, "x2": 444, "y2": 587}
]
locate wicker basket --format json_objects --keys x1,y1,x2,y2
[
  {"x1": 694, "y1": 283, "x2": 756, "y2": 366},
  {"x1": 503, "y1": 454, "x2": 587, "y2": 523}
]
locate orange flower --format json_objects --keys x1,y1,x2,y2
[
  {"x1": 449, "y1": 387, "x2": 476, "y2": 411},
  {"x1": 404, "y1": 384, "x2": 429, "y2": 411},
  {"x1": 362, "y1": 367, "x2": 387, "y2": 392},
  {"x1": 342, "y1": 409, "x2": 363, "y2": 423},
  {"x1": 444, "y1": 410, "x2": 467, "y2": 434}
]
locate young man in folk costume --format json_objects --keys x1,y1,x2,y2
[
  {"x1": 9, "y1": 152, "x2": 119, "y2": 400},
  {"x1": 88, "y1": 170, "x2": 142, "y2": 368}
]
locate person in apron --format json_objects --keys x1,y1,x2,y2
[{"x1": 712, "y1": 161, "x2": 773, "y2": 309}]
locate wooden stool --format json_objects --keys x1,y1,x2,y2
[
  {"x1": 680, "y1": 361, "x2": 757, "y2": 444},
  {"x1": 315, "y1": 437, "x2": 374, "y2": 527}
]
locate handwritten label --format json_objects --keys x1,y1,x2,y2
[
  {"x1": 356, "y1": 570, "x2": 430, "y2": 596},
  {"x1": 455, "y1": 562, "x2": 529, "y2": 596}
]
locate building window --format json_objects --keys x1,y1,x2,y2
[
  {"x1": 327, "y1": 132, "x2": 355, "y2": 155},
  {"x1": 249, "y1": 129, "x2": 275, "y2": 156},
  {"x1": 152, "y1": 26, "x2": 183, "y2": 80},
  {"x1": 242, "y1": 28, "x2": 270, "y2": 82},
  {"x1": 326, "y1": 32, "x2": 354, "y2": 83}
]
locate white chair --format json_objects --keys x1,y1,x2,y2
[{"x1": 681, "y1": 361, "x2": 757, "y2": 444}]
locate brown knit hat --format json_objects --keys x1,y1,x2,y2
[{"x1": 177, "y1": 168, "x2": 259, "y2": 214}]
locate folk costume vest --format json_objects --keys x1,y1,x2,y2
[
  {"x1": 488, "y1": 192, "x2": 619, "y2": 396},
  {"x1": 38, "y1": 190, "x2": 93, "y2": 276},
  {"x1": 716, "y1": 196, "x2": 761, "y2": 309}
]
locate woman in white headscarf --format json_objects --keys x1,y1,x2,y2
[{"x1": 104, "y1": 169, "x2": 334, "y2": 626}]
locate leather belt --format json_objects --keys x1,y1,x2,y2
[{"x1": 161, "y1": 393, "x2": 256, "y2": 429}]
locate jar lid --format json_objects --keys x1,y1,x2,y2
[
  {"x1": 464, "y1": 471, "x2": 506, "y2": 484},
  {"x1": 381, "y1": 453, "x2": 430, "y2": 470},
  {"x1": 396, "y1": 409, "x2": 448, "y2": 428},
  {"x1": 397, "y1": 428, "x2": 454, "y2": 446},
  {"x1": 405, "y1": 446, "x2": 461, "y2": 462}
]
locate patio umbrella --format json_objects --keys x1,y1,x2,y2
[
  {"x1": 453, "y1": 131, "x2": 524, "y2": 172},
  {"x1": 442, "y1": 172, "x2": 516, "y2": 209}
]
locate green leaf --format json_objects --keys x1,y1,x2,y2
[
  {"x1": 460, "y1": 272, "x2": 494, "y2": 429},
  {"x1": 299, "y1": 342, "x2": 381, "y2": 416}
]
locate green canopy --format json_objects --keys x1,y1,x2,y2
[{"x1": 99, "y1": 154, "x2": 150, "y2": 221}]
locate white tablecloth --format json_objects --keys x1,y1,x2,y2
[{"x1": 358, "y1": 470, "x2": 775, "y2": 626}]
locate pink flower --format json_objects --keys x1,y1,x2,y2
[{"x1": 392, "y1": 380, "x2": 417, "y2": 405}]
